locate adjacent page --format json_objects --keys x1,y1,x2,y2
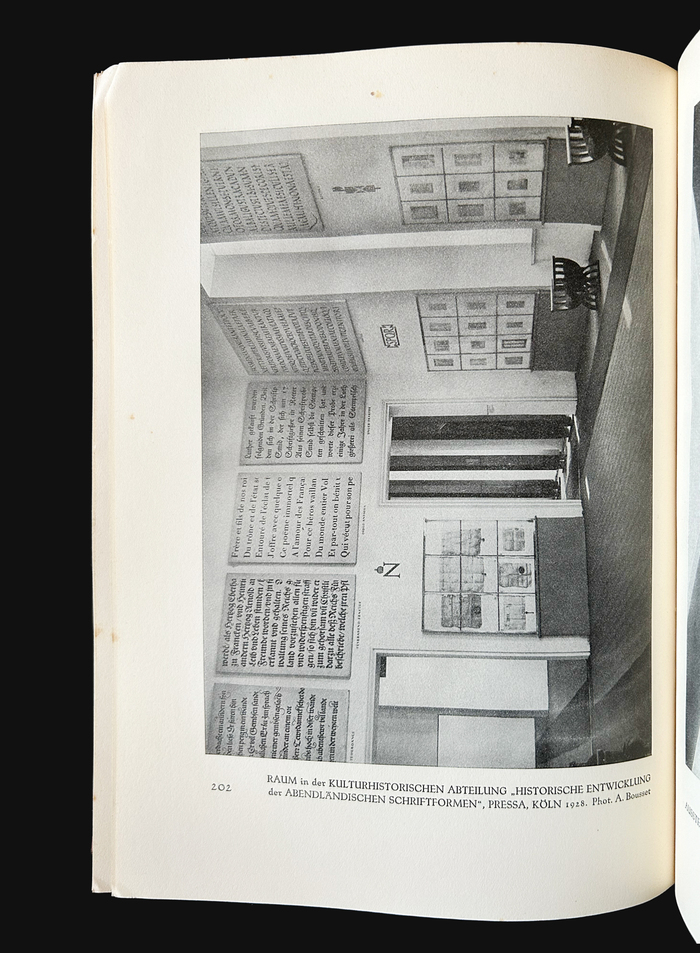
[
  {"x1": 677, "y1": 30, "x2": 700, "y2": 944},
  {"x1": 92, "y1": 63, "x2": 120, "y2": 895},
  {"x1": 94, "y1": 43, "x2": 677, "y2": 919}
]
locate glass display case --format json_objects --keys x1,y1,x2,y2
[{"x1": 423, "y1": 518, "x2": 538, "y2": 632}]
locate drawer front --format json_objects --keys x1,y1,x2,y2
[
  {"x1": 494, "y1": 141, "x2": 545, "y2": 171},
  {"x1": 459, "y1": 315, "x2": 497, "y2": 336},
  {"x1": 445, "y1": 173, "x2": 494, "y2": 199},
  {"x1": 402, "y1": 200, "x2": 448, "y2": 224},
  {"x1": 497, "y1": 352, "x2": 531, "y2": 369},
  {"x1": 425, "y1": 336, "x2": 461, "y2": 355},
  {"x1": 495, "y1": 170, "x2": 542, "y2": 197},
  {"x1": 457, "y1": 292, "x2": 498, "y2": 316},
  {"x1": 497, "y1": 334, "x2": 532, "y2": 353},
  {"x1": 497, "y1": 313, "x2": 533, "y2": 334},
  {"x1": 461, "y1": 353, "x2": 497, "y2": 370},
  {"x1": 398, "y1": 175, "x2": 446, "y2": 201},
  {"x1": 427, "y1": 354, "x2": 461, "y2": 371},
  {"x1": 448, "y1": 199, "x2": 495, "y2": 222},
  {"x1": 421, "y1": 316, "x2": 459, "y2": 336},
  {"x1": 497, "y1": 292, "x2": 536, "y2": 314},
  {"x1": 393, "y1": 145, "x2": 444, "y2": 176},
  {"x1": 418, "y1": 294, "x2": 457, "y2": 317},
  {"x1": 462, "y1": 335, "x2": 497, "y2": 354},
  {"x1": 495, "y1": 196, "x2": 541, "y2": 221},
  {"x1": 443, "y1": 143, "x2": 494, "y2": 173}
]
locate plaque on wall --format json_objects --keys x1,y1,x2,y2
[
  {"x1": 216, "y1": 573, "x2": 355, "y2": 677},
  {"x1": 206, "y1": 297, "x2": 365, "y2": 376},
  {"x1": 201, "y1": 154, "x2": 322, "y2": 240},
  {"x1": 241, "y1": 380, "x2": 365, "y2": 465},
  {"x1": 229, "y1": 471, "x2": 361, "y2": 564},
  {"x1": 207, "y1": 682, "x2": 349, "y2": 760}
]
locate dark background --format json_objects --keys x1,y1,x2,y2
[{"x1": 86, "y1": 21, "x2": 699, "y2": 945}]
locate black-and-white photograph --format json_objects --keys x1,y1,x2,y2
[{"x1": 200, "y1": 116, "x2": 653, "y2": 769}]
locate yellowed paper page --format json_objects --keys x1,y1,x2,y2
[
  {"x1": 95, "y1": 43, "x2": 677, "y2": 919},
  {"x1": 92, "y1": 63, "x2": 121, "y2": 893}
]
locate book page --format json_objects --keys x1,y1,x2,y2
[
  {"x1": 95, "y1": 44, "x2": 677, "y2": 919},
  {"x1": 92, "y1": 63, "x2": 120, "y2": 893},
  {"x1": 676, "y1": 30, "x2": 700, "y2": 944}
]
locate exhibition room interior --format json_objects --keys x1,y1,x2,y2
[{"x1": 200, "y1": 116, "x2": 654, "y2": 768}]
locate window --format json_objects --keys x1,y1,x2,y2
[{"x1": 387, "y1": 414, "x2": 571, "y2": 501}]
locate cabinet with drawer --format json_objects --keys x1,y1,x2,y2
[{"x1": 418, "y1": 289, "x2": 587, "y2": 372}]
